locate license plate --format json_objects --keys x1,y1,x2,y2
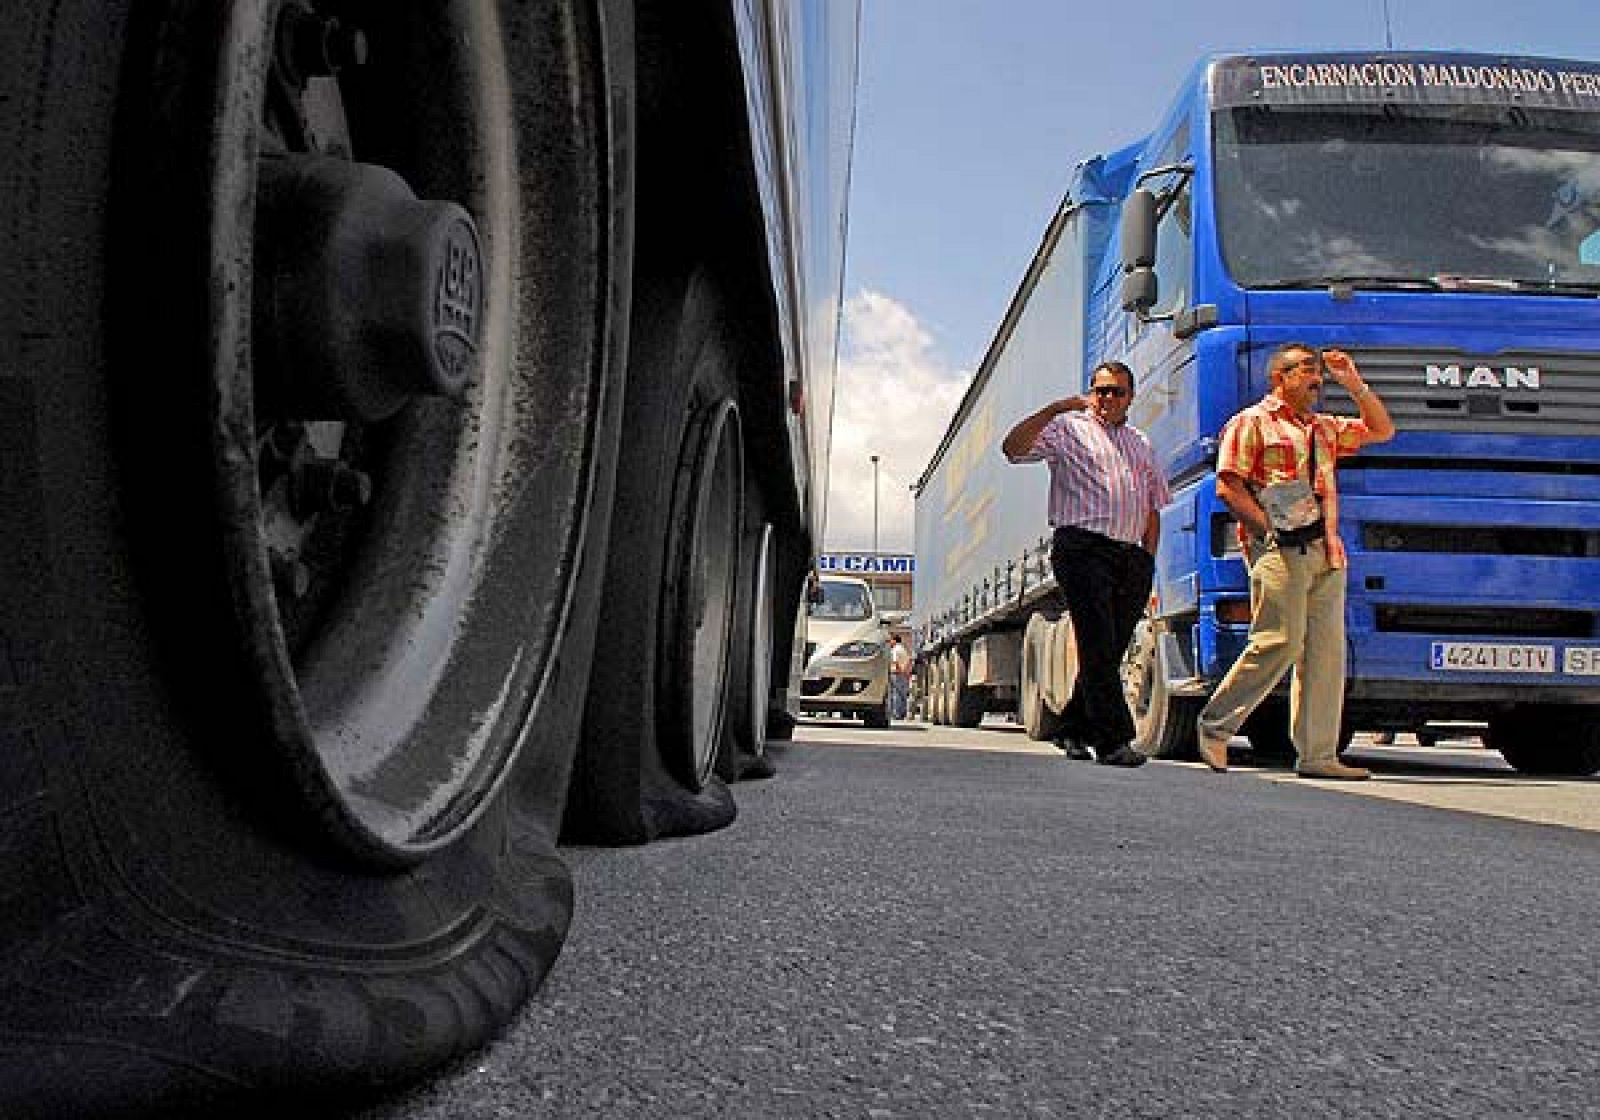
[
  {"x1": 1563, "y1": 647, "x2": 1600, "y2": 676},
  {"x1": 1430, "y1": 642, "x2": 1554, "y2": 673}
]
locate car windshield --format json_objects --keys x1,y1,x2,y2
[
  {"x1": 1213, "y1": 102, "x2": 1600, "y2": 291},
  {"x1": 808, "y1": 580, "x2": 873, "y2": 621}
]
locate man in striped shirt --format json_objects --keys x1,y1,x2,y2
[
  {"x1": 1195, "y1": 343, "x2": 1395, "y2": 779},
  {"x1": 1002, "y1": 361, "x2": 1171, "y2": 767}
]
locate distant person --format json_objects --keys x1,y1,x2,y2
[
  {"x1": 1001, "y1": 361, "x2": 1170, "y2": 767},
  {"x1": 887, "y1": 633, "x2": 912, "y2": 720},
  {"x1": 1195, "y1": 344, "x2": 1395, "y2": 779}
]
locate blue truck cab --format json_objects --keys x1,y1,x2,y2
[{"x1": 1101, "y1": 51, "x2": 1600, "y2": 774}]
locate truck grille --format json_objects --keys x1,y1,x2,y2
[
  {"x1": 1374, "y1": 604, "x2": 1594, "y2": 638},
  {"x1": 1325, "y1": 348, "x2": 1600, "y2": 436},
  {"x1": 1362, "y1": 522, "x2": 1600, "y2": 557}
]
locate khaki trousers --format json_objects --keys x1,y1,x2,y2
[{"x1": 1198, "y1": 538, "x2": 1348, "y2": 766}]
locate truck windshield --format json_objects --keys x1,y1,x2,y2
[
  {"x1": 1214, "y1": 103, "x2": 1600, "y2": 292},
  {"x1": 809, "y1": 580, "x2": 873, "y2": 621}
]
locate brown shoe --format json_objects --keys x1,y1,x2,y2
[
  {"x1": 1195, "y1": 720, "x2": 1229, "y2": 772},
  {"x1": 1296, "y1": 760, "x2": 1371, "y2": 781}
]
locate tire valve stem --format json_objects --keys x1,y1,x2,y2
[{"x1": 270, "y1": 548, "x2": 312, "y2": 599}]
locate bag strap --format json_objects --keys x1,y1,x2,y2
[{"x1": 1306, "y1": 419, "x2": 1320, "y2": 493}]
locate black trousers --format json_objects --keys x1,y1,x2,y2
[{"x1": 1049, "y1": 525, "x2": 1155, "y2": 750}]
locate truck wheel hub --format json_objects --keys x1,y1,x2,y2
[{"x1": 254, "y1": 153, "x2": 483, "y2": 422}]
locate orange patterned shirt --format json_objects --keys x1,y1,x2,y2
[{"x1": 1216, "y1": 395, "x2": 1370, "y2": 568}]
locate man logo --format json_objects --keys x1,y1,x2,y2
[{"x1": 1425, "y1": 364, "x2": 1541, "y2": 390}]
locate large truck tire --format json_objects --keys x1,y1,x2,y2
[
  {"x1": 765, "y1": 597, "x2": 808, "y2": 742},
  {"x1": 0, "y1": 1, "x2": 634, "y2": 1114},
  {"x1": 1490, "y1": 707, "x2": 1600, "y2": 776},
  {"x1": 1243, "y1": 699, "x2": 1297, "y2": 762},
  {"x1": 950, "y1": 645, "x2": 987, "y2": 728},
  {"x1": 924, "y1": 653, "x2": 945, "y2": 725},
  {"x1": 1243, "y1": 699, "x2": 1357, "y2": 764},
  {"x1": 1021, "y1": 613, "x2": 1067, "y2": 741},
  {"x1": 1046, "y1": 611, "x2": 1082, "y2": 717},
  {"x1": 564, "y1": 265, "x2": 744, "y2": 843},
  {"x1": 1123, "y1": 620, "x2": 1201, "y2": 760}
]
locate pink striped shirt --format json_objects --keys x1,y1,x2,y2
[{"x1": 1017, "y1": 412, "x2": 1170, "y2": 545}]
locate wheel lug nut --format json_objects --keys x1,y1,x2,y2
[
  {"x1": 277, "y1": 5, "x2": 368, "y2": 85},
  {"x1": 326, "y1": 22, "x2": 369, "y2": 71},
  {"x1": 262, "y1": 421, "x2": 308, "y2": 464}
]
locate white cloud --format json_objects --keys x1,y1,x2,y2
[{"x1": 824, "y1": 290, "x2": 970, "y2": 553}]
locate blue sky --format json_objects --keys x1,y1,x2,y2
[{"x1": 825, "y1": 0, "x2": 1600, "y2": 553}]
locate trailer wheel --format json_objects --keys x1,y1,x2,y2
[
  {"x1": 719, "y1": 521, "x2": 777, "y2": 779},
  {"x1": 1021, "y1": 614, "x2": 1066, "y2": 740},
  {"x1": 1122, "y1": 620, "x2": 1200, "y2": 760},
  {"x1": 934, "y1": 656, "x2": 947, "y2": 726},
  {"x1": 564, "y1": 267, "x2": 744, "y2": 842},
  {"x1": 1490, "y1": 708, "x2": 1600, "y2": 776},
  {"x1": 942, "y1": 647, "x2": 966, "y2": 725},
  {"x1": 949, "y1": 645, "x2": 987, "y2": 728},
  {"x1": 0, "y1": 0, "x2": 633, "y2": 1111},
  {"x1": 1243, "y1": 699, "x2": 1296, "y2": 762},
  {"x1": 1046, "y1": 611, "x2": 1082, "y2": 716}
]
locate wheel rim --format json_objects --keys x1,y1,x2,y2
[
  {"x1": 661, "y1": 399, "x2": 744, "y2": 790},
  {"x1": 1021, "y1": 619, "x2": 1043, "y2": 733},
  {"x1": 745, "y1": 523, "x2": 776, "y2": 758},
  {"x1": 1122, "y1": 621, "x2": 1156, "y2": 726},
  {"x1": 1045, "y1": 616, "x2": 1078, "y2": 714},
  {"x1": 945, "y1": 648, "x2": 963, "y2": 722},
  {"x1": 135, "y1": 1, "x2": 615, "y2": 863},
  {"x1": 938, "y1": 655, "x2": 951, "y2": 725}
]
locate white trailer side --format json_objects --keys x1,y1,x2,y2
[{"x1": 911, "y1": 154, "x2": 1128, "y2": 727}]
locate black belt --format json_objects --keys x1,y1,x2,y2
[{"x1": 1052, "y1": 525, "x2": 1145, "y2": 553}]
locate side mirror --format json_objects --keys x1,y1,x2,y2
[
  {"x1": 1121, "y1": 188, "x2": 1157, "y2": 270},
  {"x1": 1121, "y1": 269, "x2": 1157, "y2": 314},
  {"x1": 1119, "y1": 188, "x2": 1159, "y2": 315}
]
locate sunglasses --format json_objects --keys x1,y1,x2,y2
[{"x1": 1091, "y1": 385, "x2": 1129, "y2": 398}]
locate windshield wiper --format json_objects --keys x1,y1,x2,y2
[
  {"x1": 1252, "y1": 275, "x2": 1441, "y2": 293},
  {"x1": 1253, "y1": 274, "x2": 1600, "y2": 298},
  {"x1": 1432, "y1": 274, "x2": 1600, "y2": 298}
]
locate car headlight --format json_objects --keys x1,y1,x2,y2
[{"x1": 831, "y1": 640, "x2": 884, "y2": 660}]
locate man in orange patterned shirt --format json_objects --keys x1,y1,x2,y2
[{"x1": 1196, "y1": 342, "x2": 1394, "y2": 779}]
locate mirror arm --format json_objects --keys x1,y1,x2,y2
[
  {"x1": 1132, "y1": 307, "x2": 1178, "y2": 325},
  {"x1": 1133, "y1": 161, "x2": 1194, "y2": 190}
]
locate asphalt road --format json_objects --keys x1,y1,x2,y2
[{"x1": 360, "y1": 720, "x2": 1600, "y2": 1119}]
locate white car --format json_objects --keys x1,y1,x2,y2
[{"x1": 801, "y1": 576, "x2": 891, "y2": 727}]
